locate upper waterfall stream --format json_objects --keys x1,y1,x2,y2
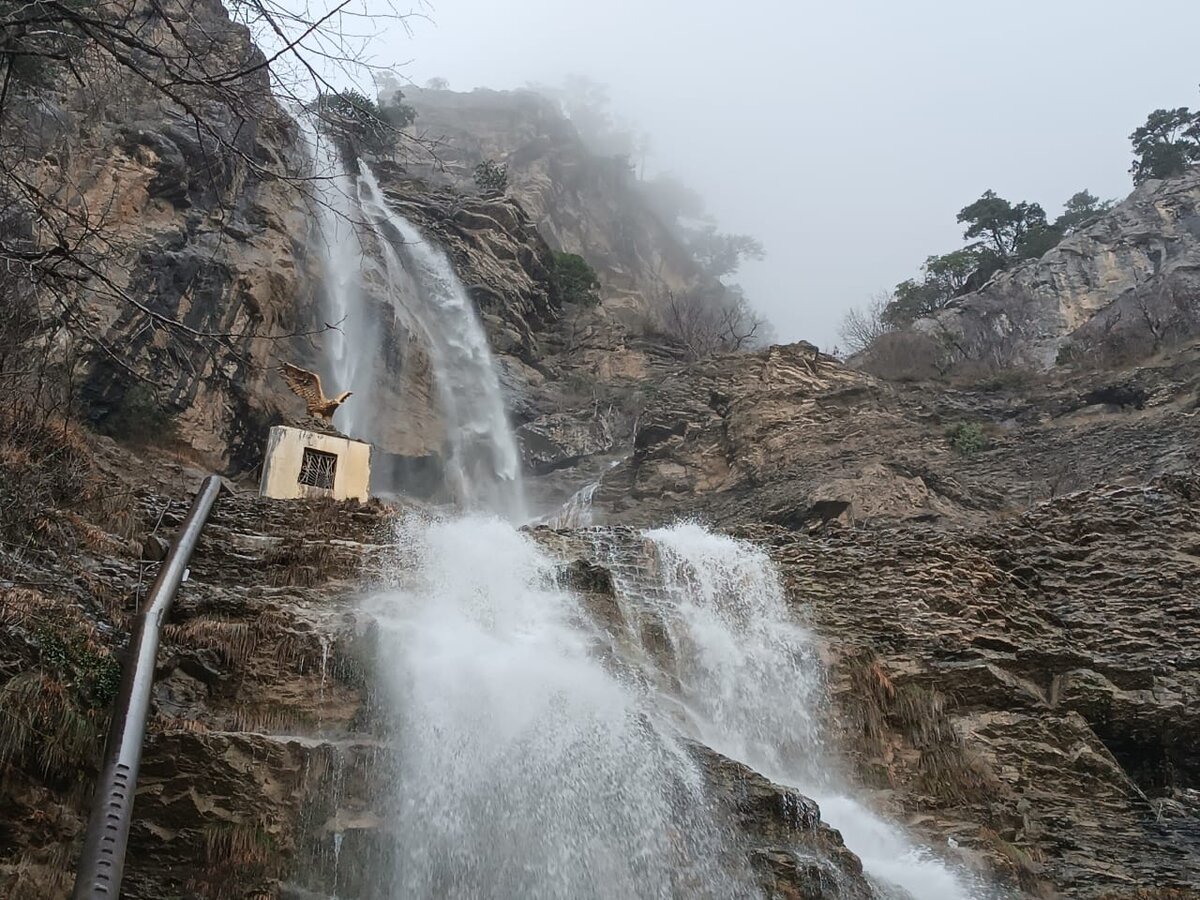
[{"x1": 303, "y1": 126, "x2": 525, "y2": 518}]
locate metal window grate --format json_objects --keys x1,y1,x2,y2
[{"x1": 298, "y1": 448, "x2": 337, "y2": 490}]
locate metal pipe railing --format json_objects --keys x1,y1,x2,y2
[{"x1": 72, "y1": 474, "x2": 224, "y2": 899}]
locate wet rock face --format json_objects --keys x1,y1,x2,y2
[
  {"x1": 11, "y1": 0, "x2": 321, "y2": 474},
  {"x1": 580, "y1": 337, "x2": 1200, "y2": 895},
  {"x1": 0, "y1": 438, "x2": 396, "y2": 898},
  {"x1": 599, "y1": 340, "x2": 1200, "y2": 532},
  {"x1": 689, "y1": 743, "x2": 874, "y2": 900},
  {"x1": 768, "y1": 477, "x2": 1200, "y2": 896}
]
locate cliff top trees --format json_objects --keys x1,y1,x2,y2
[
  {"x1": 844, "y1": 184, "x2": 1115, "y2": 345},
  {"x1": 1129, "y1": 106, "x2": 1200, "y2": 184},
  {"x1": 316, "y1": 88, "x2": 415, "y2": 157},
  {"x1": 1056, "y1": 190, "x2": 1115, "y2": 234},
  {"x1": 957, "y1": 191, "x2": 1051, "y2": 263},
  {"x1": 686, "y1": 226, "x2": 766, "y2": 280}
]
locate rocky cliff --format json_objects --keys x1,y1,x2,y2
[
  {"x1": 919, "y1": 168, "x2": 1200, "y2": 372},
  {"x1": 0, "y1": 0, "x2": 333, "y2": 471},
  {"x1": 584, "y1": 340, "x2": 1200, "y2": 895}
]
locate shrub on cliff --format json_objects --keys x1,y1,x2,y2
[
  {"x1": 316, "y1": 89, "x2": 415, "y2": 157},
  {"x1": 551, "y1": 252, "x2": 601, "y2": 305},
  {"x1": 1129, "y1": 106, "x2": 1200, "y2": 184},
  {"x1": 473, "y1": 159, "x2": 509, "y2": 195},
  {"x1": 946, "y1": 422, "x2": 987, "y2": 455}
]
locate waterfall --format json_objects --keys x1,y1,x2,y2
[
  {"x1": 302, "y1": 124, "x2": 525, "y2": 518},
  {"x1": 297, "y1": 115, "x2": 984, "y2": 900},
  {"x1": 365, "y1": 515, "x2": 755, "y2": 899},
  {"x1": 628, "y1": 523, "x2": 988, "y2": 900}
]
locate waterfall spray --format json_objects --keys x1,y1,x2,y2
[
  {"x1": 634, "y1": 523, "x2": 988, "y2": 900},
  {"x1": 365, "y1": 516, "x2": 754, "y2": 899}
]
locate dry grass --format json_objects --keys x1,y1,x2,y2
[
  {"x1": 0, "y1": 402, "x2": 137, "y2": 563},
  {"x1": 163, "y1": 618, "x2": 257, "y2": 666},
  {"x1": 2, "y1": 846, "x2": 75, "y2": 899},
  {"x1": 0, "y1": 586, "x2": 120, "y2": 783},
  {"x1": 841, "y1": 650, "x2": 994, "y2": 804},
  {"x1": 185, "y1": 821, "x2": 281, "y2": 899},
  {"x1": 228, "y1": 703, "x2": 318, "y2": 735},
  {"x1": 977, "y1": 826, "x2": 1048, "y2": 895},
  {"x1": 263, "y1": 538, "x2": 345, "y2": 588},
  {"x1": 0, "y1": 672, "x2": 102, "y2": 782}
]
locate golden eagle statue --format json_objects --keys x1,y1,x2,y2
[{"x1": 279, "y1": 363, "x2": 353, "y2": 424}]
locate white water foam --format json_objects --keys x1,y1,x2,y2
[
  {"x1": 365, "y1": 515, "x2": 755, "y2": 899},
  {"x1": 637, "y1": 522, "x2": 988, "y2": 900}
]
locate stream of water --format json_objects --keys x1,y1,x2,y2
[
  {"x1": 365, "y1": 516, "x2": 753, "y2": 899},
  {"x1": 635, "y1": 524, "x2": 986, "y2": 899},
  {"x1": 303, "y1": 126, "x2": 524, "y2": 518},
  {"x1": 359, "y1": 516, "x2": 986, "y2": 899}
]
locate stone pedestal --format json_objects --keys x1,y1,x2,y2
[{"x1": 259, "y1": 426, "x2": 372, "y2": 502}]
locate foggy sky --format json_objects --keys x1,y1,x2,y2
[{"x1": 377, "y1": 0, "x2": 1200, "y2": 348}]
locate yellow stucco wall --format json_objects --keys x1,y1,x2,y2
[{"x1": 258, "y1": 426, "x2": 372, "y2": 502}]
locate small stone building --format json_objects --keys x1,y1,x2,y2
[{"x1": 259, "y1": 426, "x2": 371, "y2": 502}]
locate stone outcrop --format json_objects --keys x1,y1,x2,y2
[
  {"x1": 1, "y1": 0, "x2": 332, "y2": 472},
  {"x1": 599, "y1": 340, "x2": 1200, "y2": 529},
  {"x1": 580, "y1": 340, "x2": 1200, "y2": 895},
  {"x1": 401, "y1": 87, "x2": 703, "y2": 310},
  {"x1": 919, "y1": 168, "x2": 1200, "y2": 370}
]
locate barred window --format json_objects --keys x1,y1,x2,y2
[{"x1": 298, "y1": 448, "x2": 337, "y2": 490}]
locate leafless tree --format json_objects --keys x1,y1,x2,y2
[
  {"x1": 838, "y1": 292, "x2": 895, "y2": 354},
  {"x1": 0, "y1": 0, "x2": 429, "y2": 412},
  {"x1": 662, "y1": 288, "x2": 769, "y2": 360}
]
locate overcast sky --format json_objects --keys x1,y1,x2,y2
[{"x1": 367, "y1": 0, "x2": 1199, "y2": 348}]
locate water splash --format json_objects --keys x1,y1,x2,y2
[
  {"x1": 364, "y1": 515, "x2": 754, "y2": 899},
  {"x1": 301, "y1": 123, "x2": 525, "y2": 518},
  {"x1": 635, "y1": 523, "x2": 987, "y2": 900}
]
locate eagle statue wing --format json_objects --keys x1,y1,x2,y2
[{"x1": 279, "y1": 363, "x2": 327, "y2": 407}]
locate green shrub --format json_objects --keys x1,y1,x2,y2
[
  {"x1": 946, "y1": 422, "x2": 987, "y2": 455},
  {"x1": 551, "y1": 252, "x2": 600, "y2": 305},
  {"x1": 473, "y1": 159, "x2": 508, "y2": 194}
]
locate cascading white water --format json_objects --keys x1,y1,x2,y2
[
  {"x1": 365, "y1": 515, "x2": 755, "y2": 899},
  {"x1": 302, "y1": 123, "x2": 525, "y2": 518},
  {"x1": 635, "y1": 523, "x2": 988, "y2": 900}
]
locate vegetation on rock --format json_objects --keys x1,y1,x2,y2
[
  {"x1": 316, "y1": 89, "x2": 416, "y2": 157},
  {"x1": 945, "y1": 421, "x2": 986, "y2": 455},
  {"x1": 842, "y1": 86, "x2": 1199, "y2": 363},
  {"x1": 1130, "y1": 104, "x2": 1200, "y2": 184},
  {"x1": 550, "y1": 251, "x2": 601, "y2": 305},
  {"x1": 473, "y1": 158, "x2": 509, "y2": 194}
]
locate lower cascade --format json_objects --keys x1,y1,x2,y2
[
  {"x1": 357, "y1": 515, "x2": 986, "y2": 899},
  {"x1": 367, "y1": 516, "x2": 752, "y2": 899}
]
